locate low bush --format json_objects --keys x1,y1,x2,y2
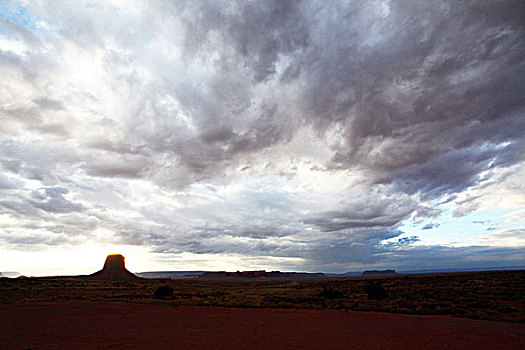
[
  {"x1": 365, "y1": 280, "x2": 388, "y2": 300},
  {"x1": 319, "y1": 286, "x2": 344, "y2": 299},
  {"x1": 154, "y1": 285, "x2": 174, "y2": 298}
]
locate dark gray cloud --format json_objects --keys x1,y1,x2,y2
[
  {"x1": 422, "y1": 223, "x2": 439, "y2": 230},
  {"x1": 0, "y1": 199, "x2": 40, "y2": 217},
  {"x1": 0, "y1": 173, "x2": 21, "y2": 189},
  {"x1": 382, "y1": 236, "x2": 421, "y2": 248},
  {"x1": 32, "y1": 97, "x2": 66, "y2": 111},
  {"x1": 301, "y1": 190, "x2": 421, "y2": 233},
  {"x1": 30, "y1": 187, "x2": 84, "y2": 214},
  {"x1": 192, "y1": 224, "x2": 298, "y2": 240},
  {"x1": 85, "y1": 156, "x2": 151, "y2": 179},
  {"x1": 480, "y1": 229, "x2": 525, "y2": 242},
  {"x1": 304, "y1": 205, "x2": 413, "y2": 232},
  {"x1": 123, "y1": 0, "x2": 525, "y2": 198},
  {"x1": 452, "y1": 196, "x2": 482, "y2": 217},
  {"x1": 311, "y1": 1, "x2": 525, "y2": 197},
  {"x1": 0, "y1": 232, "x2": 71, "y2": 247}
]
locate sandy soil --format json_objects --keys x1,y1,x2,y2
[{"x1": 1, "y1": 301, "x2": 524, "y2": 349}]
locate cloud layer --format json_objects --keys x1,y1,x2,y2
[{"x1": 1, "y1": 0, "x2": 524, "y2": 273}]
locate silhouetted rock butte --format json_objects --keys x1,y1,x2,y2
[
  {"x1": 90, "y1": 254, "x2": 141, "y2": 281},
  {"x1": 362, "y1": 269, "x2": 397, "y2": 276}
]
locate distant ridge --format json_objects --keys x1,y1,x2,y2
[
  {"x1": 330, "y1": 266, "x2": 525, "y2": 276},
  {"x1": 135, "y1": 270, "x2": 325, "y2": 279},
  {"x1": 136, "y1": 271, "x2": 207, "y2": 279},
  {"x1": 199, "y1": 270, "x2": 325, "y2": 279},
  {"x1": 398, "y1": 266, "x2": 525, "y2": 274},
  {"x1": 134, "y1": 266, "x2": 525, "y2": 280}
]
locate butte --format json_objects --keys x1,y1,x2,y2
[{"x1": 90, "y1": 254, "x2": 141, "y2": 281}]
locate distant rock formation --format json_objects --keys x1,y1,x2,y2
[
  {"x1": 90, "y1": 254, "x2": 141, "y2": 281},
  {"x1": 199, "y1": 270, "x2": 325, "y2": 279},
  {"x1": 136, "y1": 271, "x2": 206, "y2": 279},
  {"x1": 362, "y1": 269, "x2": 397, "y2": 276}
]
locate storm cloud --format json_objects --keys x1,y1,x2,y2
[{"x1": 0, "y1": 0, "x2": 524, "y2": 273}]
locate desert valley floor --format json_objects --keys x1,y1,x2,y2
[
  {"x1": 1, "y1": 301, "x2": 524, "y2": 349},
  {"x1": 1, "y1": 270, "x2": 524, "y2": 349}
]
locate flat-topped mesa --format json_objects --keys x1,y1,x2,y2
[
  {"x1": 362, "y1": 269, "x2": 397, "y2": 276},
  {"x1": 90, "y1": 254, "x2": 141, "y2": 281}
]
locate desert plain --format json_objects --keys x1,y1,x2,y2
[{"x1": 1, "y1": 269, "x2": 524, "y2": 349}]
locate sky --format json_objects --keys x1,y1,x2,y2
[{"x1": 0, "y1": 0, "x2": 524, "y2": 276}]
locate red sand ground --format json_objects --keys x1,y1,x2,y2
[{"x1": 1, "y1": 301, "x2": 524, "y2": 349}]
